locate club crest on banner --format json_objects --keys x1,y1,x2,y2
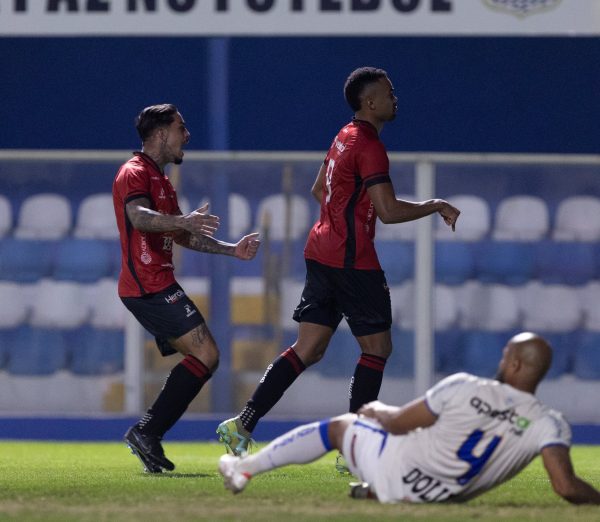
[{"x1": 482, "y1": 0, "x2": 563, "y2": 18}]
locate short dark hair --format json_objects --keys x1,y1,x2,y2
[
  {"x1": 135, "y1": 104, "x2": 179, "y2": 142},
  {"x1": 344, "y1": 67, "x2": 389, "y2": 112}
]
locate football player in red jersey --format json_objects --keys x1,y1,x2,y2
[
  {"x1": 113, "y1": 104, "x2": 260, "y2": 473},
  {"x1": 217, "y1": 68, "x2": 460, "y2": 460}
]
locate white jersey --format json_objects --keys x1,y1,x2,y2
[{"x1": 344, "y1": 373, "x2": 571, "y2": 503}]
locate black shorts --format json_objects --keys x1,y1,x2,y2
[
  {"x1": 292, "y1": 259, "x2": 392, "y2": 337},
  {"x1": 121, "y1": 282, "x2": 206, "y2": 356}
]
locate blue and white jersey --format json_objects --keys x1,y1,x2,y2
[{"x1": 345, "y1": 373, "x2": 571, "y2": 503}]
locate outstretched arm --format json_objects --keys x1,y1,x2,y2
[
  {"x1": 367, "y1": 182, "x2": 460, "y2": 231},
  {"x1": 310, "y1": 163, "x2": 326, "y2": 203},
  {"x1": 176, "y1": 232, "x2": 261, "y2": 260},
  {"x1": 126, "y1": 199, "x2": 219, "y2": 236},
  {"x1": 541, "y1": 445, "x2": 600, "y2": 504},
  {"x1": 358, "y1": 398, "x2": 437, "y2": 435}
]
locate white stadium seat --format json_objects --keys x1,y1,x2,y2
[
  {"x1": 553, "y1": 196, "x2": 600, "y2": 241},
  {"x1": 518, "y1": 282, "x2": 581, "y2": 332},
  {"x1": 256, "y1": 194, "x2": 310, "y2": 241},
  {"x1": 391, "y1": 282, "x2": 458, "y2": 331},
  {"x1": 377, "y1": 194, "x2": 417, "y2": 241},
  {"x1": 15, "y1": 193, "x2": 71, "y2": 239},
  {"x1": 0, "y1": 281, "x2": 29, "y2": 328},
  {"x1": 456, "y1": 281, "x2": 520, "y2": 331},
  {"x1": 29, "y1": 279, "x2": 89, "y2": 329},
  {"x1": 86, "y1": 278, "x2": 126, "y2": 329},
  {"x1": 0, "y1": 195, "x2": 12, "y2": 238},
  {"x1": 73, "y1": 193, "x2": 118, "y2": 239},
  {"x1": 436, "y1": 194, "x2": 491, "y2": 241},
  {"x1": 493, "y1": 195, "x2": 549, "y2": 241}
]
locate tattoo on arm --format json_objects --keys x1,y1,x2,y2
[{"x1": 184, "y1": 234, "x2": 235, "y2": 255}]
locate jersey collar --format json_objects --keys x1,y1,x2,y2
[{"x1": 133, "y1": 151, "x2": 165, "y2": 176}]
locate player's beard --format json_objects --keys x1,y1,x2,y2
[{"x1": 495, "y1": 369, "x2": 505, "y2": 383}]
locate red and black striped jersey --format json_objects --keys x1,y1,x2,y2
[
  {"x1": 113, "y1": 152, "x2": 181, "y2": 297},
  {"x1": 304, "y1": 119, "x2": 391, "y2": 270}
]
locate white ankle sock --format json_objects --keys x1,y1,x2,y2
[{"x1": 237, "y1": 420, "x2": 331, "y2": 477}]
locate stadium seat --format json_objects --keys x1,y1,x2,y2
[
  {"x1": 73, "y1": 193, "x2": 118, "y2": 239},
  {"x1": 0, "y1": 281, "x2": 29, "y2": 329},
  {"x1": 0, "y1": 194, "x2": 12, "y2": 237},
  {"x1": 391, "y1": 283, "x2": 458, "y2": 332},
  {"x1": 573, "y1": 332, "x2": 600, "y2": 380},
  {"x1": 29, "y1": 279, "x2": 90, "y2": 329},
  {"x1": 0, "y1": 238, "x2": 55, "y2": 282},
  {"x1": 539, "y1": 332, "x2": 574, "y2": 379},
  {"x1": 386, "y1": 328, "x2": 415, "y2": 378},
  {"x1": 87, "y1": 278, "x2": 127, "y2": 329},
  {"x1": 493, "y1": 195, "x2": 549, "y2": 241},
  {"x1": 456, "y1": 282, "x2": 520, "y2": 332},
  {"x1": 318, "y1": 329, "x2": 360, "y2": 378},
  {"x1": 535, "y1": 240, "x2": 596, "y2": 285},
  {"x1": 519, "y1": 283, "x2": 582, "y2": 333},
  {"x1": 474, "y1": 240, "x2": 536, "y2": 285},
  {"x1": 14, "y1": 193, "x2": 72, "y2": 239},
  {"x1": 67, "y1": 326, "x2": 124, "y2": 375},
  {"x1": 553, "y1": 196, "x2": 600, "y2": 241},
  {"x1": 256, "y1": 194, "x2": 311, "y2": 241},
  {"x1": 434, "y1": 329, "x2": 464, "y2": 375},
  {"x1": 377, "y1": 194, "x2": 417, "y2": 241},
  {"x1": 53, "y1": 238, "x2": 113, "y2": 282},
  {"x1": 197, "y1": 192, "x2": 252, "y2": 240},
  {"x1": 435, "y1": 194, "x2": 491, "y2": 241},
  {"x1": 461, "y1": 331, "x2": 508, "y2": 377},
  {"x1": 434, "y1": 241, "x2": 474, "y2": 285},
  {"x1": 377, "y1": 240, "x2": 414, "y2": 284},
  {"x1": 577, "y1": 282, "x2": 600, "y2": 332},
  {"x1": 7, "y1": 326, "x2": 69, "y2": 375}
]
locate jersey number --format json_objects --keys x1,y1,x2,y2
[
  {"x1": 456, "y1": 429, "x2": 501, "y2": 485},
  {"x1": 325, "y1": 159, "x2": 335, "y2": 204}
]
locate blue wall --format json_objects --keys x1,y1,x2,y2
[{"x1": 1, "y1": 37, "x2": 599, "y2": 153}]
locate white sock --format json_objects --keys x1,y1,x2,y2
[{"x1": 237, "y1": 420, "x2": 332, "y2": 477}]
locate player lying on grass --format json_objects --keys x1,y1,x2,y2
[{"x1": 219, "y1": 332, "x2": 600, "y2": 504}]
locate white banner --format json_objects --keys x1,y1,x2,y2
[{"x1": 0, "y1": 0, "x2": 599, "y2": 36}]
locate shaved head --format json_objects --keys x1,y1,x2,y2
[{"x1": 496, "y1": 332, "x2": 553, "y2": 393}]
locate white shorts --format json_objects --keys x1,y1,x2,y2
[{"x1": 341, "y1": 418, "x2": 456, "y2": 503}]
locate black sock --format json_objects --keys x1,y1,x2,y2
[
  {"x1": 348, "y1": 353, "x2": 387, "y2": 413},
  {"x1": 239, "y1": 347, "x2": 306, "y2": 433},
  {"x1": 137, "y1": 354, "x2": 211, "y2": 438}
]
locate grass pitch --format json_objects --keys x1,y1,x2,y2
[{"x1": 1, "y1": 441, "x2": 599, "y2": 521}]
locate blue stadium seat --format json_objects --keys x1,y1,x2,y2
[
  {"x1": 67, "y1": 327, "x2": 124, "y2": 375},
  {"x1": 178, "y1": 247, "x2": 211, "y2": 277},
  {"x1": 0, "y1": 328, "x2": 14, "y2": 369},
  {"x1": 377, "y1": 240, "x2": 414, "y2": 284},
  {"x1": 53, "y1": 238, "x2": 113, "y2": 282},
  {"x1": 461, "y1": 331, "x2": 508, "y2": 377},
  {"x1": 573, "y1": 332, "x2": 600, "y2": 380},
  {"x1": 0, "y1": 238, "x2": 55, "y2": 282},
  {"x1": 434, "y1": 329, "x2": 464, "y2": 375},
  {"x1": 538, "y1": 332, "x2": 574, "y2": 379},
  {"x1": 7, "y1": 326, "x2": 69, "y2": 375},
  {"x1": 435, "y1": 241, "x2": 474, "y2": 285},
  {"x1": 474, "y1": 240, "x2": 536, "y2": 285},
  {"x1": 318, "y1": 329, "x2": 359, "y2": 378},
  {"x1": 535, "y1": 240, "x2": 596, "y2": 285},
  {"x1": 386, "y1": 328, "x2": 415, "y2": 378}
]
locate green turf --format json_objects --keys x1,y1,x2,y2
[{"x1": 1, "y1": 441, "x2": 599, "y2": 521}]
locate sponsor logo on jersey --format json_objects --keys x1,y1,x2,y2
[
  {"x1": 470, "y1": 396, "x2": 531, "y2": 434},
  {"x1": 140, "y1": 234, "x2": 152, "y2": 265},
  {"x1": 482, "y1": 0, "x2": 562, "y2": 18},
  {"x1": 334, "y1": 138, "x2": 346, "y2": 153}
]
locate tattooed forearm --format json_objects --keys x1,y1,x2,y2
[
  {"x1": 126, "y1": 199, "x2": 183, "y2": 233},
  {"x1": 183, "y1": 233, "x2": 236, "y2": 256}
]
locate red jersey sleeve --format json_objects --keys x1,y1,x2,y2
[
  {"x1": 356, "y1": 139, "x2": 390, "y2": 187},
  {"x1": 119, "y1": 164, "x2": 151, "y2": 203}
]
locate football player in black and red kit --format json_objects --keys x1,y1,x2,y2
[
  {"x1": 113, "y1": 104, "x2": 260, "y2": 472},
  {"x1": 217, "y1": 67, "x2": 460, "y2": 460}
]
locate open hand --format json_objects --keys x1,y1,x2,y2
[{"x1": 182, "y1": 203, "x2": 220, "y2": 236}]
